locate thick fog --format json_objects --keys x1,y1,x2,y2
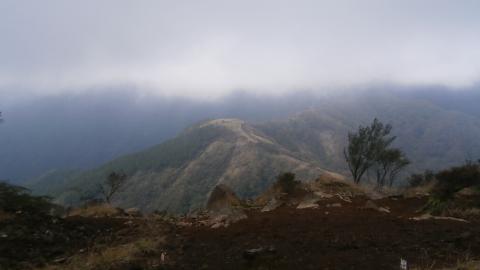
[
  {"x1": 1, "y1": 0, "x2": 480, "y2": 98},
  {"x1": 1, "y1": 86, "x2": 480, "y2": 183},
  {"x1": 1, "y1": 1, "x2": 480, "y2": 182},
  {"x1": 0, "y1": 89, "x2": 326, "y2": 182}
]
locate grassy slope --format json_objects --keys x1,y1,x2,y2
[
  {"x1": 28, "y1": 92, "x2": 480, "y2": 213},
  {"x1": 259, "y1": 92, "x2": 480, "y2": 175}
]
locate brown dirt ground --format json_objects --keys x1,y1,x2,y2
[
  {"x1": 2, "y1": 196, "x2": 480, "y2": 270},
  {"x1": 173, "y1": 197, "x2": 480, "y2": 270}
]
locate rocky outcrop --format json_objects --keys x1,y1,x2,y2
[
  {"x1": 205, "y1": 184, "x2": 247, "y2": 228},
  {"x1": 47, "y1": 118, "x2": 334, "y2": 213},
  {"x1": 206, "y1": 184, "x2": 242, "y2": 212}
]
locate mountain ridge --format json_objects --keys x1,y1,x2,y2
[
  {"x1": 28, "y1": 93, "x2": 480, "y2": 213},
  {"x1": 30, "y1": 118, "x2": 333, "y2": 213}
]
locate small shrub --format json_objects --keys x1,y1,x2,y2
[
  {"x1": 0, "y1": 181, "x2": 54, "y2": 215},
  {"x1": 433, "y1": 162, "x2": 480, "y2": 200},
  {"x1": 408, "y1": 170, "x2": 435, "y2": 188},
  {"x1": 424, "y1": 197, "x2": 450, "y2": 215},
  {"x1": 276, "y1": 172, "x2": 300, "y2": 194}
]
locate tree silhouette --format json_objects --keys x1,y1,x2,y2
[
  {"x1": 344, "y1": 118, "x2": 409, "y2": 186},
  {"x1": 99, "y1": 171, "x2": 127, "y2": 203}
]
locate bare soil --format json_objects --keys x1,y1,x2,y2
[
  {"x1": 174, "y1": 197, "x2": 480, "y2": 270},
  {"x1": 2, "y1": 196, "x2": 480, "y2": 270}
]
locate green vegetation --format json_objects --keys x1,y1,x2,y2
[
  {"x1": 26, "y1": 93, "x2": 480, "y2": 213},
  {"x1": 344, "y1": 118, "x2": 409, "y2": 186},
  {"x1": 432, "y1": 161, "x2": 480, "y2": 201},
  {"x1": 99, "y1": 171, "x2": 127, "y2": 203},
  {"x1": 418, "y1": 161, "x2": 480, "y2": 215},
  {"x1": 408, "y1": 170, "x2": 435, "y2": 187},
  {"x1": 0, "y1": 182, "x2": 54, "y2": 215},
  {"x1": 275, "y1": 172, "x2": 300, "y2": 194}
]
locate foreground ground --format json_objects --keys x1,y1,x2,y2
[{"x1": 2, "y1": 195, "x2": 480, "y2": 270}]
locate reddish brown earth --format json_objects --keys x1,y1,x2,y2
[
  {"x1": 0, "y1": 214, "x2": 126, "y2": 269},
  {"x1": 173, "y1": 197, "x2": 480, "y2": 270},
  {"x1": 2, "y1": 196, "x2": 480, "y2": 270}
]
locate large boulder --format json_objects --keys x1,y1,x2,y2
[
  {"x1": 206, "y1": 184, "x2": 242, "y2": 213},
  {"x1": 205, "y1": 184, "x2": 246, "y2": 227}
]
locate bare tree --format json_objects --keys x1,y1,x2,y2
[{"x1": 99, "y1": 171, "x2": 127, "y2": 204}]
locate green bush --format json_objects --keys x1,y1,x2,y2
[
  {"x1": 433, "y1": 162, "x2": 480, "y2": 200},
  {"x1": 0, "y1": 181, "x2": 54, "y2": 215},
  {"x1": 276, "y1": 172, "x2": 300, "y2": 194},
  {"x1": 408, "y1": 170, "x2": 435, "y2": 187}
]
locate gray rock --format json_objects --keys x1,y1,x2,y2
[
  {"x1": 261, "y1": 198, "x2": 283, "y2": 212},
  {"x1": 125, "y1": 207, "x2": 142, "y2": 217}
]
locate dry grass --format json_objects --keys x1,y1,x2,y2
[
  {"x1": 39, "y1": 238, "x2": 160, "y2": 270},
  {"x1": 411, "y1": 252, "x2": 479, "y2": 270},
  {"x1": 443, "y1": 207, "x2": 480, "y2": 219},
  {"x1": 447, "y1": 260, "x2": 480, "y2": 270},
  {"x1": 309, "y1": 173, "x2": 374, "y2": 198},
  {"x1": 0, "y1": 209, "x2": 14, "y2": 221},
  {"x1": 68, "y1": 204, "x2": 124, "y2": 218},
  {"x1": 403, "y1": 182, "x2": 436, "y2": 198}
]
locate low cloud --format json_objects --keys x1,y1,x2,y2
[{"x1": 1, "y1": 0, "x2": 479, "y2": 97}]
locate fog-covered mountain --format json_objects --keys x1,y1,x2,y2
[
  {"x1": 24, "y1": 87, "x2": 480, "y2": 213},
  {"x1": 0, "y1": 89, "x2": 322, "y2": 183},
  {"x1": 2, "y1": 85, "x2": 480, "y2": 186},
  {"x1": 29, "y1": 118, "x2": 335, "y2": 213}
]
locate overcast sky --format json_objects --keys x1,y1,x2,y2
[{"x1": 1, "y1": 0, "x2": 479, "y2": 98}]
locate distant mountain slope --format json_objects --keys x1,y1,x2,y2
[
  {"x1": 33, "y1": 119, "x2": 330, "y2": 213},
  {"x1": 0, "y1": 90, "x2": 322, "y2": 183},
  {"x1": 28, "y1": 91, "x2": 480, "y2": 213},
  {"x1": 4, "y1": 87, "x2": 480, "y2": 184},
  {"x1": 259, "y1": 91, "x2": 480, "y2": 174}
]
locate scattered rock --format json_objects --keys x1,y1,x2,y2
[
  {"x1": 313, "y1": 191, "x2": 334, "y2": 199},
  {"x1": 160, "y1": 252, "x2": 168, "y2": 264},
  {"x1": 297, "y1": 202, "x2": 319, "y2": 209},
  {"x1": 261, "y1": 198, "x2": 283, "y2": 212},
  {"x1": 53, "y1": 257, "x2": 67, "y2": 264},
  {"x1": 203, "y1": 184, "x2": 248, "y2": 228},
  {"x1": 206, "y1": 184, "x2": 242, "y2": 212},
  {"x1": 297, "y1": 195, "x2": 321, "y2": 209},
  {"x1": 176, "y1": 221, "x2": 193, "y2": 227},
  {"x1": 336, "y1": 194, "x2": 352, "y2": 203},
  {"x1": 210, "y1": 222, "x2": 225, "y2": 229},
  {"x1": 125, "y1": 208, "x2": 142, "y2": 217},
  {"x1": 327, "y1": 203, "x2": 342, "y2": 208},
  {"x1": 455, "y1": 187, "x2": 480, "y2": 197},
  {"x1": 410, "y1": 214, "x2": 469, "y2": 223},
  {"x1": 363, "y1": 200, "x2": 390, "y2": 213},
  {"x1": 243, "y1": 246, "x2": 276, "y2": 261}
]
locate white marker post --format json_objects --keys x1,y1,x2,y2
[{"x1": 400, "y1": 258, "x2": 408, "y2": 270}]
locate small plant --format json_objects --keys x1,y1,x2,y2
[
  {"x1": 344, "y1": 118, "x2": 409, "y2": 186},
  {"x1": 408, "y1": 170, "x2": 435, "y2": 188},
  {"x1": 276, "y1": 172, "x2": 300, "y2": 194},
  {"x1": 423, "y1": 161, "x2": 480, "y2": 215},
  {"x1": 433, "y1": 161, "x2": 480, "y2": 200},
  {"x1": 0, "y1": 181, "x2": 54, "y2": 215},
  {"x1": 98, "y1": 171, "x2": 127, "y2": 204}
]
